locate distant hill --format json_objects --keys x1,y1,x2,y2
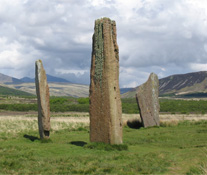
[
  {"x1": 120, "y1": 88, "x2": 134, "y2": 94},
  {"x1": 20, "y1": 77, "x2": 34, "y2": 83},
  {"x1": 11, "y1": 83, "x2": 89, "y2": 97},
  {"x1": 122, "y1": 71, "x2": 207, "y2": 98},
  {"x1": 1, "y1": 71, "x2": 207, "y2": 98},
  {"x1": 159, "y1": 71, "x2": 207, "y2": 95},
  {"x1": 20, "y1": 74, "x2": 70, "y2": 83},
  {"x1": 0, "y1": 73, "x2": 23, "y2": 84},
  {"x1": 0, "y1": 85, "x2": 33, "y2": 96},
  {"x1": 0, "y1": 72, "x2": 88, "y2": 97},
  {"x1": 46, "y1": 74, "x2": 70, "y2": 83}
]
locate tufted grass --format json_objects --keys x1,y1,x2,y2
[{"x1": 0, "y1": 117, "x2": 207, "y2": 174}]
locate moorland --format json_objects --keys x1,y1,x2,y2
[{"x1": 0, "y1": 95, "x2": 207, "y2": 174}]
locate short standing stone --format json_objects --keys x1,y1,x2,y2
[
  {"x1": 136, "y1": 73, "x2": 160, "y2": 127},
  {"x1": 35, "y1": 59, "x2": 50, "y2": 139},
  {"x1": 89, "y1": 17, "x2": 122, "y2": 144}
]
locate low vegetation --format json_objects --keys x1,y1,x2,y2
[
  {"x1": 160, "y1": 92, "x2": 207, "y2": 98},
  {"x1": 1, "y1": 96, "x2": 207, "y2": 114},
  {"x1": 0, "y1": 86, "x2": 33, "y2": 96},
  {"x1": 160, "y1": 99, "x2": 207, "y2": 114},
  {"x1": 122, "y1": 98, "x2": 207, "y2": 114},
  {"x1": 0, "y1": 103, "x2": 37, "y2": 111},
  {"x1": 0, "y1": 118, "x2": 206, "y2": 174}
]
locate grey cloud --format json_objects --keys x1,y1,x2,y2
[
  {"x1": 55, "y1": 71, "x2": 90, "y2": 85},
  {"x1": 117, "y1": 1, "x2": 207, "y2": 86},
  {"x1": 0, "y1": 0, "x2": 206, "y2": 87}
]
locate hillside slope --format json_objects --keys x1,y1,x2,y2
[
  {"x1": 9, "y1": 83, "x2": 89, "y2": 97},
  {"x1": 0, "y1": 85, "x2": 33, "y2": 96},
  {"x1": 0, "y1": 72, "x2": 88, "y2": 97},
  {"x1": 159, "y1": 71, "x2": 207, "y2": 95},
  {"x1": 122, "y1": 71, "x2": 207, "y2": 98},
  {"x1": 0, "y1": 73, "x2": 23, "y2": 84},
  {"x1": 1, "y1": 71, "x2": 207, "y2": 98},
  {"x1": 20, "y1": 74, "x2": 70, "y2": 83}
]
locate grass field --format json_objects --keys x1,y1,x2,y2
[
  {"x1": 2, "y1": 96, "x2": 207, "y2": 114},
  {"x1": 0, "y1": 114, "x2": 207, "y2": 174}
]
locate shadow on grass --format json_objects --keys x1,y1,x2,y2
[
  {"x1": 84, "y1": 142, "x2": 128, "y2": 151},
  {"x1": 23, "y1": 134, "x2": 39, "y2": 142},
  {"x1": 127, "y1": 119, "x2": 143, "y2": 129},
  {"x1": 70, "y1": 141, "x2": 87, "y2": 147}
]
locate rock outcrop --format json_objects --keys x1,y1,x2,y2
[
  {"x1": 35, "y1": 59, "x2": 50, "y2": 139},
  {"x1": 89, "y1": 17, "x2": 122, "y2": 144},
  {"x1": 136, "y1": 73, "x2": 160, "y2": 127}
]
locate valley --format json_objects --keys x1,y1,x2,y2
[{"x1": 1, "y1": 71, "x2": 207, "y2": 98}]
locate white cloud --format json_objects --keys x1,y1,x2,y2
[
  {"x1": 189, "y1": 63, "x2": 207, "y2": 72},
  {"x1": 119, "y1": 67, "x2": 150, "y2": 87},
  {"x1": 55, "y1": 69, "x2": 87, "y2": 77},
  {"x1": 0, "y1": 0, "x2": 206, "y2": 87}
]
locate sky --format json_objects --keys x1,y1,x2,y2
[{"x1": 0, "y1": 0, "x2": 206, "y2": 88}]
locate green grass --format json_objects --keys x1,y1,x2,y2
[
  {"x1": 122, "y1": 98, "x2": 207, "y2": 114},
  {"x1": 159, "y1": 99, "x2": 207, "y2": 114},
  {"x1": 0, "y1": 103, "x2": 37, "y2": 111},
  {"x1": 84, "y1": 142, "x2": 128, "y2": 151},
  {"x1": 1, "y1": 96, "x2": 207, "y2": 114},
  {"x1": 0, "y1": 120, "x2": 207, "y2": 174},
  {"x1": 0, "y1": 86, "x2": 33, "y2": 96}
]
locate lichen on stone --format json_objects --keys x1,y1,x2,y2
[
  {"x1": 94, "y1": 19, "x2": 104, "y2": 86},
  {"x1": 89, "y1": 17, "x2": 123, "y2": 144}
]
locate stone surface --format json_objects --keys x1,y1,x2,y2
[
  {"x1": 136, "y1": 73, "x2": 160, "y2": 127},
  {"x1": 35, "y1": 59, "x2": 51, "y2": 139},
  {"x1": 89, "y1": 17, "x2": 122, "y2": 144}
]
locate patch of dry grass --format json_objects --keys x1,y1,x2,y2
[
  {"x1": 0, "y1": 116, "x2": 37, "y2": 134},
  {"x1": 200, "y1": 163, "x2": 207, "y2": 174},
  {"x1": 199, "y1": 149, "x2": 207, "y2": 174},
  {"x1": 0, "y1": 115, "x2": 89, "y2": 135},
  {"x1": 1, "y1": 113, "x2": 207, "y2": 135},
  {"x1": 123, "y1": 113, "x2": 207, "y2": 127},
  {"x1": 1, "y1": 113, "x2": 207, "y2": 174}
]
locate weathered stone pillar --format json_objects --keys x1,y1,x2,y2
[
  {"x1": 136, "y1": 73, "x2": 160, "y2": 127},
  {"x1": 89, "y1": 17, "x2": 122, "y2": 144},
  {"x1": 35, "y1": 59, "x2": 50, "y2": 139}
]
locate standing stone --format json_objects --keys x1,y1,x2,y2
[
  {"x1": 136, "y1": 73, "x2": 160, "y2": 127},
  {"x1": 89, "y1": 17, "x2": 122, "y2": 144},
  {"x1": 35, "y1": 59, "x2": 50, "y2": 139}
]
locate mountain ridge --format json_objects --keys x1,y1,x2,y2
[
  {"x1": 0, "y1": 71, "x2": 207, "y2": 97},
  {"x1": 20, "y1": 74, "x2": 70, "y2": 83},
  {"x1": 122, "y1": 71, "x2": 207, "y2": 98},
  {"x1": 0, "y1": 84, "x2": 33, "y2": 96},
  {"x1": 0, "y1": 73, "x2": 23, "y2": 84},
  {"x1": 159, "y1": 71, "x2": 207, "y2": 94}
]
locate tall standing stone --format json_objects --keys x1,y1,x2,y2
[
  {"x1": 89, "y1": 17, "x2": 122, "y2": 144},
  {"x1": 35, "y1": 59, "x2": 50, "y2": 139},
  {"x1": 136, "y1": 73, "x2": 160, "y2": 127}
]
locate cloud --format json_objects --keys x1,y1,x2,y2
[
  {"x1": 189, "y1": 63, "x2": 207, "y2": 72},
  {"x1": 0, "y1": 0, "x2": 206, "y2": 87},
  {"x1": 117, "y1": 0, "x2": 207, "y2": 85}
]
